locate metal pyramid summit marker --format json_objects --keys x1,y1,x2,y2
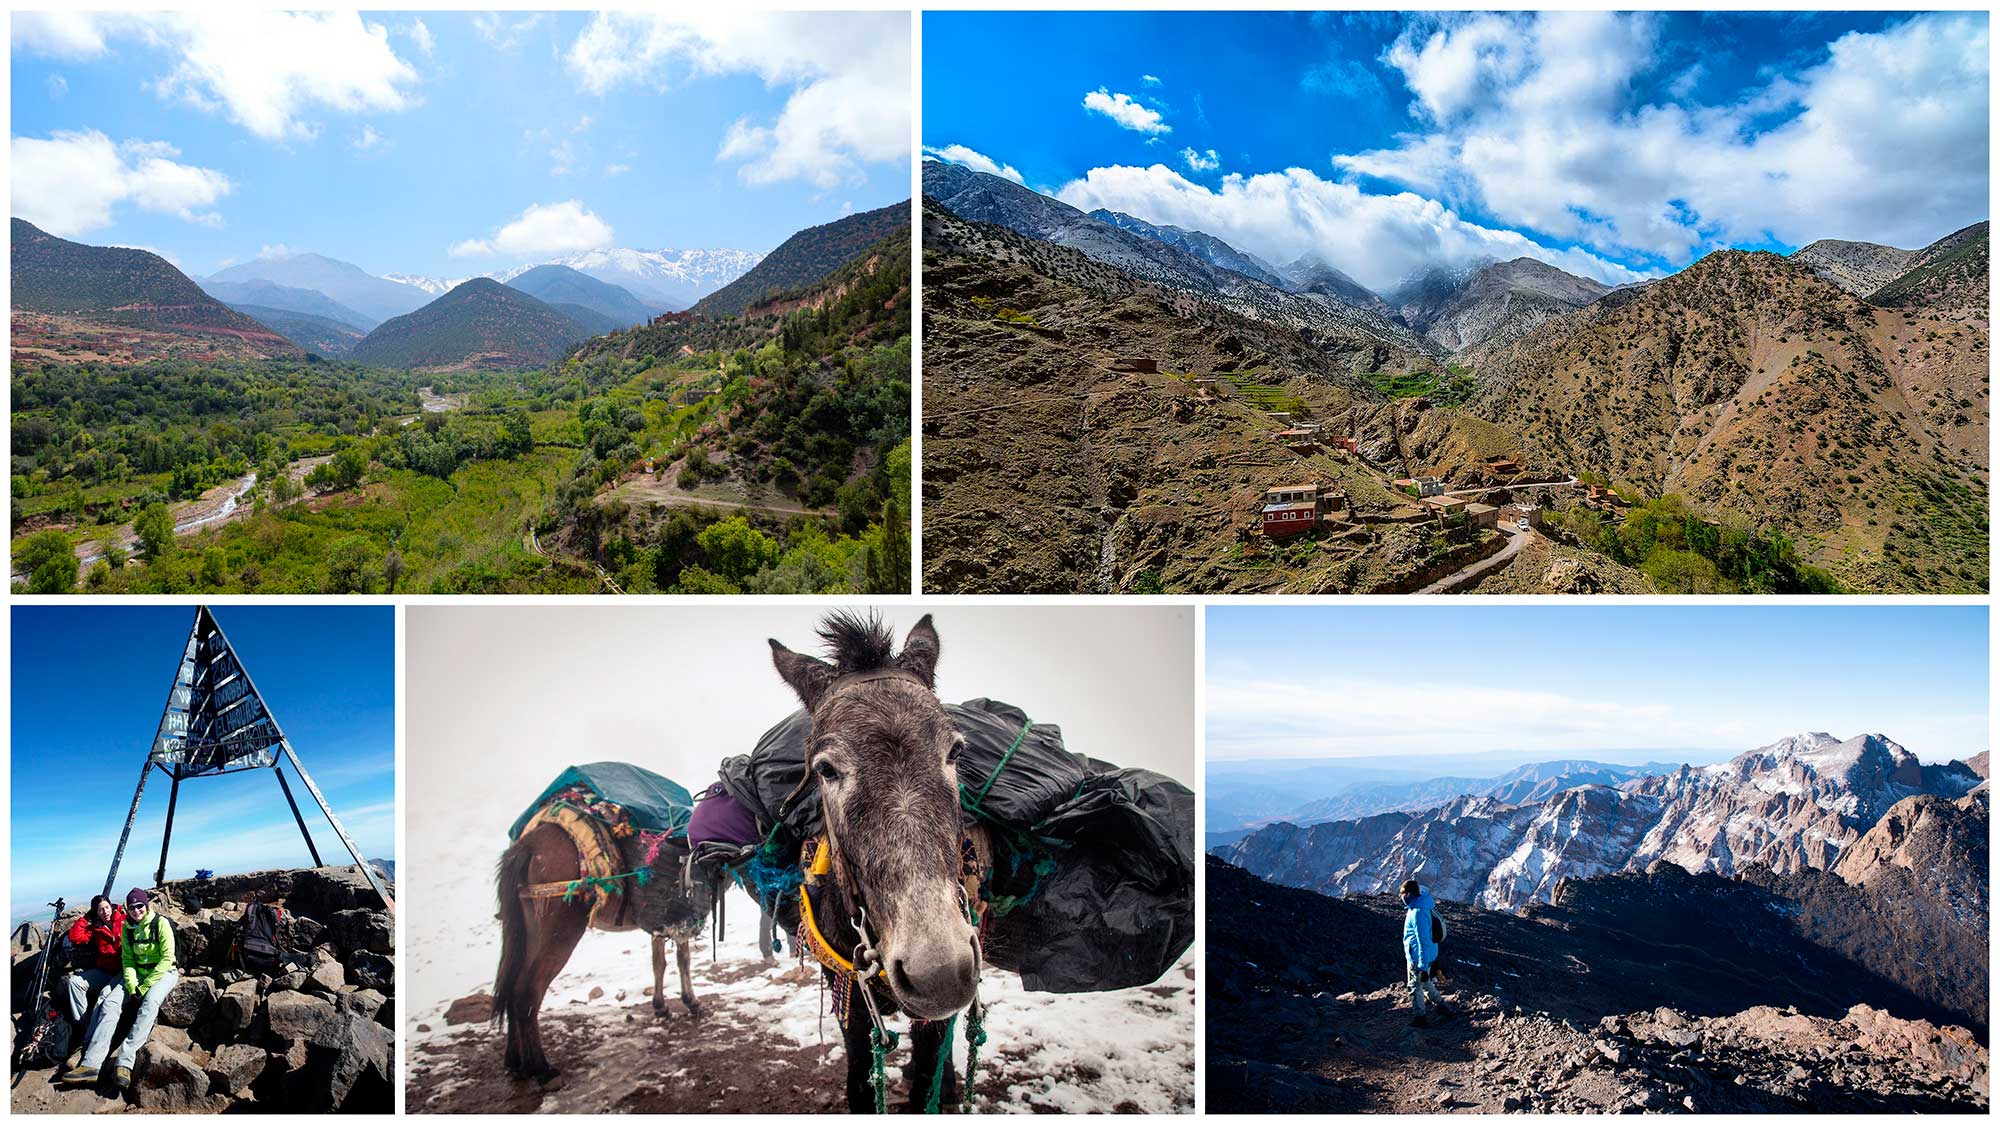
[{"x1": 104, "y1": 606, "x2": 393, "y2": 910}]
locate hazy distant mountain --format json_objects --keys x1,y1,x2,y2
[
  {"x1": 1281, "y1": 254, "x2": 1396, "y2": 318},
  {"x1": 349, "y1": 278, "x2": 588, "y2": 370},
  {"x1": 505, "y1": 264, "x2": 658, "y2": 327},
  {"x1": 229, "y1": 304, "x2": 366, "y2": 356},
  {"x1": 383, "y1": 272, "x2": 471, "y2": 298},
  {"x1": 1414, "y1": 258, "x2": 1611, "y2": 351},
  {"x1": 499, "y1": 247, "x2": 764, "y2": 312},
  {"x1": 200, "y1": 278, "x2": 376, "y2": 331},
  {"x1": 12, "y1": 218, "x2": 300, "y2": 362},
  {"x1": 692, "y1": 202, "x2": 909, "y2": 317},
  {"x1": 207, "y1": 252, "x2": 430, "y2": 324}
]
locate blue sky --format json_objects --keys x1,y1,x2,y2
[
  {"x1": 11, "y1": 606, "x2": 394, "y2": 926},
  {"x1": 924, "y1": 11, "x2": 1989, "y2": 290},
  {"x1": 11, "y1": 11, "x2": 910, "y2": 278},
  {"x1": 1207, "y1": 605, "x2": 1989, "y2": 764}
]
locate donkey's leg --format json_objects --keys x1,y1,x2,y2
[
  {"x1": 513, "y1": 904, "x2": 589, "y2": 1084},
  {"x1": 676, "y1": 938, "x2": 701, "y2": 1016},
  {"x1": 650, "y1": 933, "x2": 669, "y2": 1017},
  {"x1": 841, "y1": 976, "x2": 877, "y2": 1112},
  {"x1": 906, "y1": 1018, "x2": 959, "y2": 1112}
]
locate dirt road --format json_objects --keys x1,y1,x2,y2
[{"x1": 1415, "y1": 529, "x2": 1533, "y2": 594}]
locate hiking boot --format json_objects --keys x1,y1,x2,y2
[
  {"x1": 112, "y1": 1067, "x2": 131, "y2": 1091},
  {"x1": 55, "y1": 1065, "x2": 97, "y2": 1086}
]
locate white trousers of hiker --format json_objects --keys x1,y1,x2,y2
[
  {"x1": 81, "y1": 970, "x2": 178, "y2": 1072},
  {"x1": 63, "y1": 967, "x2": 118, "y2": 1023},
  {"x1": 1407, "y1": 966, "x2": 1445, "y2": 1015}
]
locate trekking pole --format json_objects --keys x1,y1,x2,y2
[{"x1": 13, "y1": 898, "x2": 65, "y2": 1077}]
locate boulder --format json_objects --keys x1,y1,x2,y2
[
  {"x1": 134, "y1": 1040, "x2": 224, "y2": 1112},
  {"x1": 157, "y1": 975, "x2": 219, "y2": 1029},
  {"x1": 288, "y1": 867, "x2": 385, "y2": 921},
  {"x1": 445, "y1": 993, "x2": 493, "y2": 1025},
  {"x1": 329, "y1": 908, "x2": 394, "y2": 954},
  {"x1": 269, "y1": 970, "x2": 309, "y2": 994},
  {"x1": 286, "y1": 914, "x2": 327, "y2": 952},
  {"x1": 206, "y1": 1041, "x2": 267, "y2": 1096},
  {"x1": 345, "y1": 950, "x2": 394, "y2": 994},
  {"x1": 265, "y1": 989, "x2": 338, "y2": 1041},
  {"x1": 207, "y1": 978, "x2": 260, "y2": 1034},
  {"x1": 172, "y1": 920, "x2": 210, "y2": 966},
  {"x1": 306, "y1": 959, "x2": 346, "y2": 995},
  {"x1": 289, "y1": 1010, "x2": 394, "y2": 1112},
  {"x1": 340, "y1": 989, "x2": 388, "y2": 1022}
]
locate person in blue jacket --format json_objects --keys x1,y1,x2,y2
[{"x1": 1400, "y1": 878, "x2": 1456, "y2": 1028}]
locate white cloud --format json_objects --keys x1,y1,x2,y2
[
  {"x1": 922, "y1": 143, "x2": 1024, "y2": 184},
  {"x1": 1082, "y1": 87, "x2": 1171, "y2": 134},
  {"x1": 1056, "y1": 162, "x2": 1649, "y2": 292},
  {"x1": 12, "y1": 12, "x2": 421, "y2": 142},
  {"x1": 1347, "y1": 10, "x2": 1991, "y2": 264},
  {"x1": 472, "y1": 12, "x2": 547, "y2": 53},
  {"x1": 10, "y1": 129, "x2": 233, "y2": 237},
  {"x1": 449, "y1": 199, "x2": 614, "y2": 258},
  {"x1": 404, "y1": 18, "x2": 435, "y2": 57},
  {"x1": 565, "y1": 12, "x2": 908, "y2": 189},
  {"x1": 604, "y1": 162, "x2": 631, "y2": 177},
  {"x1": 45, "y1": 74, "x2": 67, "y2": 99},
  {"x1": 353, "y1": 125, "x2": 385, "y2": 151},
  {"x1": 1141, "y1": 74, "x2": 1163, "y2": 86},
  {"x1": 1181, "y1": 147, "x2": 1220, "y2": 173}
]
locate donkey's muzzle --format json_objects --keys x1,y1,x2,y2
[{"x1": 887, "y1": 935, "x2": 978, "y2": 1019}]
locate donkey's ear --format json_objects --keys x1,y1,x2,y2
[
  {"x1": 770, "y1": 638, "x2": 836, "y2": 709},
  {"x1": 895, "y1": 614, "x2": 941, "y2": 688}
]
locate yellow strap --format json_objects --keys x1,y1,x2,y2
[{"x1": 798, "y1": 882, "x2": 858, "y2": 974}]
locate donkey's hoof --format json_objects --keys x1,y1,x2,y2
[
  {"x1": 651, "y1": 998, "x2": 669, "y2": 1017},
  {"x1": 683, "y1": 998, "x2": 704, "y2": 1018},
  {"x1": 534, "y1": 1069, "x2": 564, "y2": 1090}
]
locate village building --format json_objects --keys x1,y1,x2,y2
[
  {"x1": 1500, "y1": 502, "x2": 1544, "y2": 530},
  {"x1": 1465, "y1": 501, "x2": 1499, "y2": 529},
  {"x1": 1419, "y1": 494, "x2": 1470, "y2": 519},
  {"x1": 1485, "y1": 454, "x2": 1524, "y2": 475},
  {"x1": 1392, "y1": 476, "x2": 1446, "y2": 498},
  {"x1": 1274, "y1": 428, "x2": 1320, "y2": 450},
  {"x1": 1330, "y1": 436, "x2": 1359, "y2": 453},
  {"x1": 1259, "y1": 482, "x2": 1337, "y2": 538}
]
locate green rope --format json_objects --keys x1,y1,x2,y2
[
  {"x1": 559, "y1": 865, "x2": 652, "y2": 903},
  {"x1": 962, "y1": 1006, "x2": 988, "y2": 1111},
  {"x1": 966, "y1": 716, "x2": 1034, "y2": 812},
  {"x1": 868, "y1": 1024, "x2": 900, "y2": 1115},
  {"x1": 924, "y1": 1015, "x2": 959, "y2": 1114}
]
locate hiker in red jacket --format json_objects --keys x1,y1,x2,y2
[{"x1": 61, "y1": 896, "x2": 125, "y2": 1022}]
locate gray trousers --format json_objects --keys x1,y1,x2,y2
[
  {"x1": 81, "y1": 970, "x2": 179, "y2": 1072},
  {"x1": 1407, "y1": 966, "x2": 1445, "y2": 1015},
  {"x1": 63, "y1": 967, "x2": 118, "y2": 1023}
]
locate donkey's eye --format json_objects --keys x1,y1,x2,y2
[
  {"x1": 945, "y1": 741, "x2": 963, "y2": 767},
  {"x1": 813, "y1": 760, "x2": 844, "y2": 783}
]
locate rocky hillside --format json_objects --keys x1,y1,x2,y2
[
  {"x1": 1089, "y1": 209, "x2": 1291, "y2": 290},
  {"x1": 350, "y1": 278, "x2": 587, "y2": 370},
  {"x1": 1207, "y1": 857, "x2": 1986, "y2": 1113},
  {"x1": 1868, "y1": 221, "x2": 1989, "y2": 318},
  {"x1": 690, "y1": 202, "x2": 908, "y2": 318},
  {"x1": 1222, "y1": 732, "x2": 1985, "y2": 910},
  {"x1": 10, "y1": 866, "x2": 394, "y2": 1113},
  {"x1": 1792, "y1": 239, "x2": 1918, "y2": 297},
  {"x1": 924, "y1": 161, "x2": 1439, "y2": 369},
  {"x1": 11, "y1": 219, "x2": 302, "y2": 364},
  {"x1": 1411, "y1": 258, "x2": 1610, "y2": 352},
  {"x1": 922, "y1": 198, "x2": 1525, "y2": 594},
  {"x1": 1468, "y1": 249, "x2": 1988, "y2": 592}
]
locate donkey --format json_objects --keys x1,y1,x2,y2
[
  {"x1": 767, "y1": 612, "x2": 988, "y2": 1112},
  {"x1": 492, "y1": 826, "x2": 720, "y2": 1084}
]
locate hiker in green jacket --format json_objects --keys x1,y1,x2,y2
[{"x1": 60, "y1": 889, "x2": 179, "y2": 1091}]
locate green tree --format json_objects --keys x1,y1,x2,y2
[
  {"x1": 674, "y1": 564, "x2": 742, "y2": 594},
  {"x1": 199, "y1": 548, "x2": 228, "y2": 589},
  {"x1": 383, "y1": 549, "x2": 405, "y2": 594},
  {"x1": 134, "y1": 503, "x2": 175, "y2": 562},
  {"x1": 324, "y1": 535, "x2": 382, "y2": 594},
  {"x1": 696, "y1": 516, "x2": 779, "y2": 584},
  {"x1": 19, "y1": 530, "x2": 78, "y2": 593},
  {"x1": 864, "y1": 495, "x2": 910, "y2": 593}
]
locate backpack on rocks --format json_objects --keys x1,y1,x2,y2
[{"x1": 235, "y1": 903, "x2": 285, "y2": 974}]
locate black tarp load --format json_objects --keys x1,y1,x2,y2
[{"x1": 716, "y1": 698, "x2": 1194, "y2": 994}]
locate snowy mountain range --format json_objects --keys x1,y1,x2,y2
[{"x1": 1220, "y1": 733, "x2": 1987, "y2": 911}]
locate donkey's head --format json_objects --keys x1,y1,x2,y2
[{"x1": 770, "y1": 612, "x2": 976, "y2": 1019}]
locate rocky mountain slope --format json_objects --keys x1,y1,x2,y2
[
  {"x1": 229, "y1": 305, "x2": 367, "y2": 357},
  {"x1": 924, "y1": 161, "x2": 1438, "y2": 370},
  {"x1": 504, "y1": 264, "x2": 657, "y2": 328},
  {"x1": 11, "y1": 219, "x2": 302, "y2": 364},
  {"x1": 349, "y1": 278, "x2": 588, "y2": 370},
  {"x1": 10, "y1": 866, "x2": 394, "y2": 1113},
  {"x1": 1792, "y1": 239, "x2": 1918, "y2": 296},
  {"x1": 1410, "y1": 258, "x2": 1610, "y2": 352},
  {"x1": 206, "y1": 252, "x2": 430, "y2": 324},
  {"x1": 1090, "y1": 208, "x2": 1294, "y2": 291},
  {"x1": 690, "y1": 202, "x2": 908, "y2": 318},
  {"x1": 1467, "y1": 247, "x2": 1989, "y2": 591},
  {"x1": 499, "y1": 247, "x2": 763, "y2": 311},
  {"x1": 1207, "y1": 857, "x2": 1986, "y2": 1113},
  {"x1": 1222, "y1": 733, "x2": 1984, "y2": 910},
  {"x1": 922, "y1": 198, "x2": 1525, "y2": 594},
  {"x1": 1868, "y1": 222, "x2": 1989, "y2": 318}
]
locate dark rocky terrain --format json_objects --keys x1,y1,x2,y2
[
  {"x1": 690, "y1": 201, "x2": 908, "y2": 318},
  {"x1": 1207, "y1": 857, "x2": 1987, "y2": 1113},
  {"x1": 10, "y1": 866, "x2": 395, "y2": 1114}
]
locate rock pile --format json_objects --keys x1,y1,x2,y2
[{"x1": 10, "y1": 865, "x2": 394, "y2": 1114}]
